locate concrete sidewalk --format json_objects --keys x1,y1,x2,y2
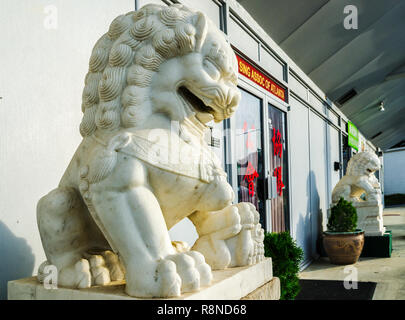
[{"x1": 299, "y1": 206, "x2": 405, "y2": 300}]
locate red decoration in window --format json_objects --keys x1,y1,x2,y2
[
  {"x1": 243, "y1": 161, "x2": 259, "y2": 196},
  {"x1": 243, "y1": 121, "x2": 255, "y2": 150},
  {"x1": 273, "y1": 166, "x2": 284, "y2": 196},
  {"x1": 272, "y1": 128, "x2": 282, "y2": 158}
]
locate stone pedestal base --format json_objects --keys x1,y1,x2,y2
[
  {"x1": 8, "y1": 258, "x2": 278, "y2": 300},
  {"x1": 241, "y1": 277, "x2": 280, "y2": 300},
  {"x1": 355, "y1": 204, "x2": 386, "y2": 236}
]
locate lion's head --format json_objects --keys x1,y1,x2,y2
[
  {"x1": 346, "y1": 151, "x2": 381, "y2": 177},
  {"x1": 80, "y1": 3, "x2": 240, "y2": 137}
]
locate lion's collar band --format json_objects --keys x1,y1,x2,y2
[{"x1": 90, "y1": 132, "x2": 225, "y2": 183}]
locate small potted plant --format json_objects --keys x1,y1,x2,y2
[{"x1": 323, "y1": 197, "x2": 365, "y2": 265}]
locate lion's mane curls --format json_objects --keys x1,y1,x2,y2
[
  {"x1": 346, "y1": 152, "x2": 380, "y2": 176},
  {"x1": 80, "y1": 4, "x2": 205, "y2": 137}
]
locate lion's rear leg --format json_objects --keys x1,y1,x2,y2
[{"x1": 36, "y1": 187, "x2": 124, "y2": 288}]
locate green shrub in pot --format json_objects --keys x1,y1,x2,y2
[
  {"x1": 323, "y1": 197, "x2": 364, "y2": 265},
  {"x1": 327, "y1": 197, "x2": 357, "y2": 232}
]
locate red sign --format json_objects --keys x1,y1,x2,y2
[{"x1": 236, "y1": 54, "x2": 286, "y2": 101}]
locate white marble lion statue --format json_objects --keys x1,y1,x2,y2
[
  {"x1": 331, "y1": 151, "x2": 385, "y2": 235},
  {"x1": 332, "y1": 151, "x2": 382, "y2": 205},
  {"x1": 36, "y1": 3, "x2": 265, "y2": 298}
]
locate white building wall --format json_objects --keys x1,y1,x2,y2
[
  {"x1": 309, "y1": 111, "x2": 328, "y2": 255},
  {"x1": 359, "y1": 132, "x2": 376, "y2": 153},
  {"x1": 384, "y1": 148, "x2": 405, "y2": 195},
  {"x1": 0, "y1": 0, "x2": 135, "y2": 300},
  {"x1": 288, "y1": 96, "x2": 313, "y2": 265}
]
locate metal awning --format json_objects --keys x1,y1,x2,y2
[{"x1": 237, "y1": 0, "x2": 405, "y2": 150}]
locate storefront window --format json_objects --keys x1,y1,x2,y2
[
  {"x1": 342, "y1": 135, "x2": 351, "y2": 175},
  {"x1": 234, "y1": 88, "x2": 265, "y2": 226},
  {"x1": 268, "y1": 104, "x2": 289, "y2": 232}
]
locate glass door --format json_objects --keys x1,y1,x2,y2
[
  {"x1": 342, "y1": 134, "x2": 352, "y2": 176},
  {"x1": 268, "y1": 103, "x2": 289, "y2": 232},
  {"x1": 234, "y1": 88, "x2": 266, "y2": 228}
]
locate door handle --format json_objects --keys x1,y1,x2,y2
[{"x1": 265, "y1": 176, "x2": 278, "y2": 200}]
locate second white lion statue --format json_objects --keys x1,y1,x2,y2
[
  {"x1": 331, "y1": 151, "x2": 385, "y2": 235},
  {"x1": 332, "y1": 151, "x2": 382, "y2": 204},
  {"x1": 36, "y1": 3, "x2": 265, "y2": 298}
]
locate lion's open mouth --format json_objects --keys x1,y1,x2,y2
[{"x1": 178, "y1": 86, "x2": 216, "y2": 121}]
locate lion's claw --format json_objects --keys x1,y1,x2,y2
[{"x1": 192, "y1": 202, "x2": 265, "y2": 270}]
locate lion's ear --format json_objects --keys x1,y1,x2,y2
[{"x1": 194, "y1": 11, "x2": 207, "y2": 52}]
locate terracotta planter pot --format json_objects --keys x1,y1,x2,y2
[{"x1": 322, "y1": 230, "x2": 365, "y2": 265}]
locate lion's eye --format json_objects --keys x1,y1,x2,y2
[{"x1": 203, "y1": 58, "x2": 221, "y2": 81}]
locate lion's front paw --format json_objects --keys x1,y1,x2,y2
[
  {"x1": 192, "y1": 202, "x2": 265, "y2": 270},
  {"x1": 366, "y1": 191, "x2": 381, "y2": 204},
  {"x1": 125, "y1": 250, "x2": 212, "y2": 298},
  {"x1": 226, "y1": 202, "x2": 265, "y2": 267},
  {"x1": 166, "y1": 251, "x2": 212, "y2": 292}
]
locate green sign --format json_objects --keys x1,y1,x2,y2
[{"x1": 348, "y1": 121, "x2": 359, "y2": 151}]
